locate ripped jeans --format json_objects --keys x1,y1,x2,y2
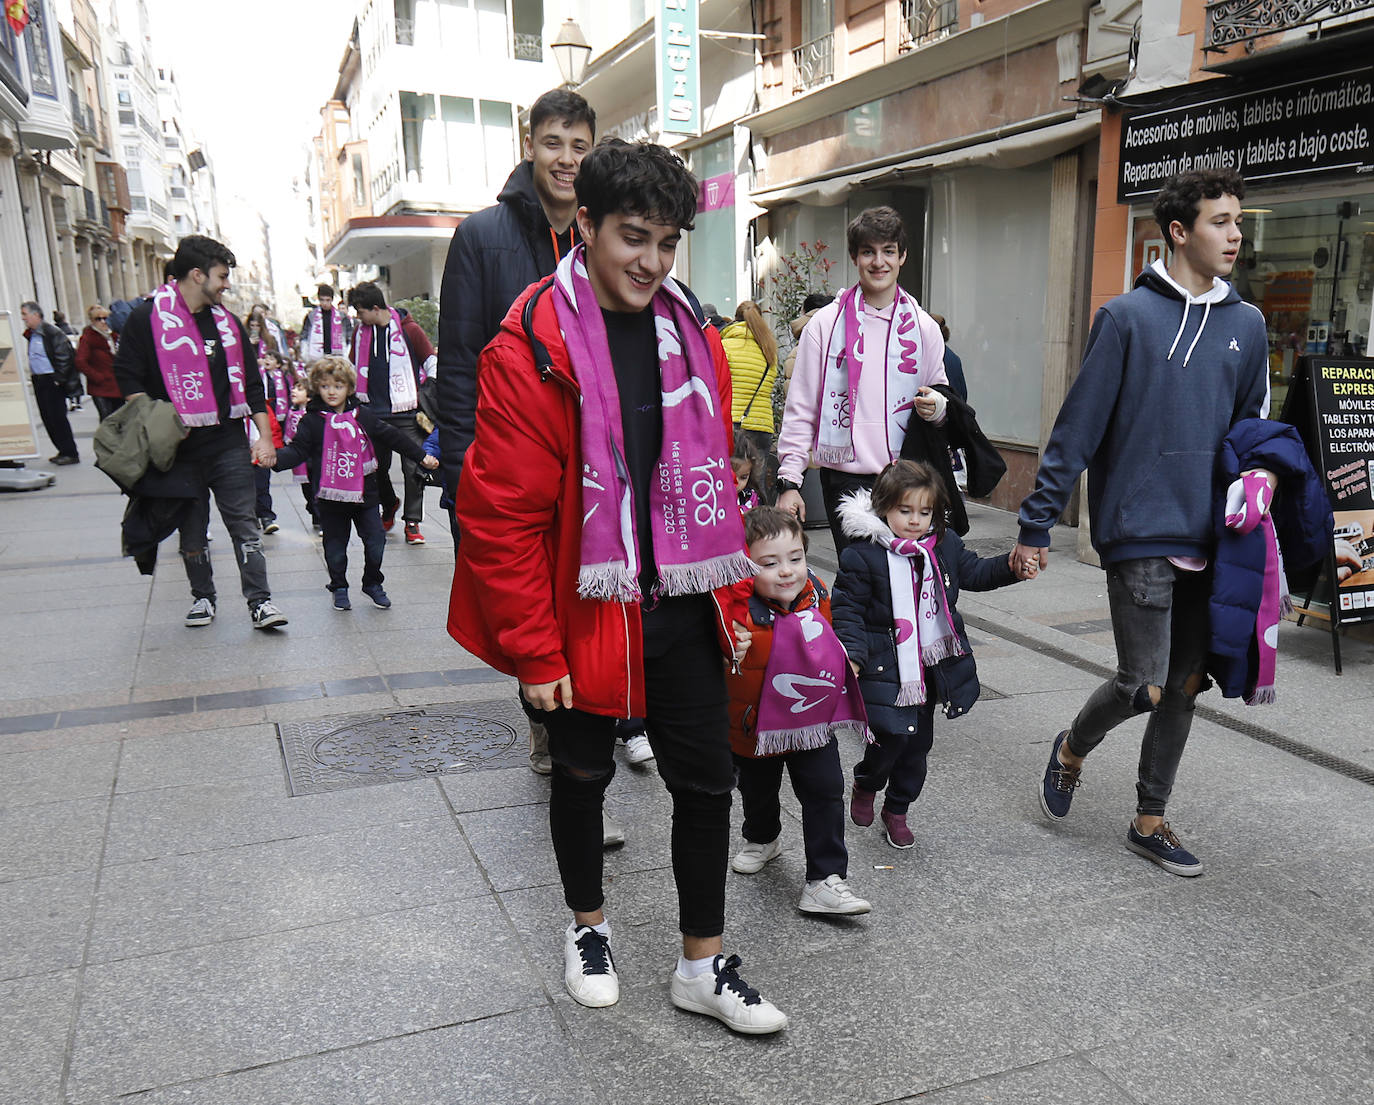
[
  {"x1": 178, "y1": 441, "x2": 272, "y2": 608},
  {"x1": 1066, "y1": 558, "x2": 1211, "y2": 816}
]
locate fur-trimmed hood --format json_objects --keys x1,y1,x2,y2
[{"x1": 837, "y1": 487, "x2": 898, "y2": 545}]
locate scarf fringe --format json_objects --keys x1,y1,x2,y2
[
  {"x1": 815, "y1": 445, "x2": 856, "y2": 466},
  {"x1": 180, "y1": 410, "x2": 221, "y2": 427},
  {"x1": 920, "y1": 637, "x2": 965, "y2": 667},
  {"x1": 363, "y1": 458, "x2": 377, "y2": 475},
  {"x1": 655, "y1": 552, "x2": 756, "y2": 598},
  {"x1": 577, "y1": 564, "x2": 641, "y2": 603},
  {"x1": 292, "y1": 473, "x2": 308, "y2": 484},
  {"x1": 317, "y1": 487, "x2": 364, "y2": 503},
  {"x1": 895, "y1": 679, "x2": 928, "y2": 707},
  {"x1": 1245, "y1": 685, "x2": 1277, "y2": 706},
  {"x1": 753, "y1": 721, "x2": 857, "y2": 757},
  {"x1": 229, "y1": 402, "x2": 252, "y2": 419}
]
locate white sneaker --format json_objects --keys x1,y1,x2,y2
[
  {"x1": 670, "y1": 954, "x2": 787, "y2": 1034},
  {"x1": 798, "y1": 874, "x2": 871, "y2": 916},
  {"x1": 623, "y1": 733, "x2": 655, "y2": 764},
  {"x1": 184, "y1": 597, "x2": 216, "y2": 627},
  {"x1": 563, "y1": 924, "x2": 619, "y2": 1008},
  {"x1": 730, "y1": 836, "x2": 781, "y2": 874},
  {"x1": 602, "y1": 811, "x2": 625, "y2": 848}
]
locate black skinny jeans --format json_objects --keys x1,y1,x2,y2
[
  {"x1": 535, "y1": 599, "x2": 734, "y2": 938},
  {"x1": 735, "y1": 738, "x2": 848, "y2": 882},
  {"x1": 319, "y1": 502, "x2": 386, "y2": 592}
]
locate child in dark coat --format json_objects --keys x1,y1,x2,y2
[
  {"x1": 832, "y1": 460, "x2": 1020, "y2": 849},
  {"x1": 274, "y1": 355, "x2": 438, "y2": 610}
]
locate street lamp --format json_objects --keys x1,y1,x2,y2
[{"x1": 550, "y1": 17, "x2": 591, "y2": 87}]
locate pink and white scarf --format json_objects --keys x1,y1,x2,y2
[
  {"x1": 738, "y1": 488, "x2": 760, "y2": 515},
  {"x1": 317, "y1": 409, "x2": 377, "y2": 503},
  {"x1": 886, "y1": 532, "x2": 964, "y2": 706},
  {"x1": 754, "y1": 598, "x2": 869, "y2": 756},
  {"x1": 1224, "y1": 472, "x2": 1287, "y2": 704},
  {"x1": 356, "y1": 308, "x2": 420, "y2": 412},
  {"x1": 150, "y1": 282, "x2": 249, "y2": 427},
  {"x1": 302, "y1": 306, "x2": 344, "y2": 361},
  {"x1": 552, "y1": 245, "x2": 754, "y2": 602},
  {"x1": 815, "y1": 283, "x2": 925, "y2": 466},
  {"x1": 263, "y1": 366, "x2": 290, "y2": 423},
  {"x1": 285, "y1": 407, "x2": 309, "y2": 484}
]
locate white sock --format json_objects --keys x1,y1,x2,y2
[
  {"x1": 574, "y1": 918, "x2": 611, "y2": 938},
  {"x1": 677, "y1": 953, "x2": 716, "y2": 978}
]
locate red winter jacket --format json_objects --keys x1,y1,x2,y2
[{"x1": 448, "y1": 278, "x2": 746, "y2": 719}]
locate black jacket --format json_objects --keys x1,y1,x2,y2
[
  {"x1": 831, "y1": 490, "x2": 1017, "y2": 725},
  {"x1": 435, "y1": 159, "x2": 580, "y2": 495},
  {"x1": 26, "y1": 322, "x2": 79, "y2": 395},
  {"x1": 274, "y1": 397, "x2": 429, "y2": 508},
  {"x1": 899, "y1": 385, "x2": 1007, "y2": 535}
]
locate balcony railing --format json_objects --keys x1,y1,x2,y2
[
  {"x1": 73, "y1": 103, "x2": 98, "y2": 141},
  {"x1": 900, "y1": 0, "x2": 958, "y2": 50},
  {"x1": 514, "y1": 32, "x2": 542, "y2": 61},
  {"x1": 1205, "y1": 0, "x2": 1374, "y2": 49},
  {"x1": 792, "y1": 32, "x2": 834, "y2": 93},
  {"x1": 395, "y1": 16, "x2": 415, "y2": 45}
]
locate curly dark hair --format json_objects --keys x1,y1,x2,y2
[
  {"x1": 1152, "y1": 170, "x2": 1245, "y2": 240},
  {"x1": 529, "y1": 89, "x2": 596, "y2": 140},
  {"x1": 870, "y1": 459, "x2": 949, "y2": 537},
  {"x1": 575, "y1": 139, "x2": 697, "y2": 231},
  {"x1": 170, "y1": 235, "x2": 236, "y2": 280}
]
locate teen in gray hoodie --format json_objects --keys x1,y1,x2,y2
[{"x1": 1014, "y1": 169, "x2": 1270, "y2": 878}]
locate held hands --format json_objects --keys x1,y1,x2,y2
[
  {"x1": 915, "y1": 387, "x2": 947, "y2": 423},
  {"x1": 520, "y1": 675, "x2": 573, "y2": 711},
  {"x1": 777, "y1": 489, "x2": 806, "y2": 522},
  {"x1": 250, "y1": 438, "x2": 276, "y2": 469},
  {"x1": 1010, "y1": 542, "x2": 1048, "y2": 581},
  {"x1": 420, "y1": 455, "x2": 439, "y2": 471}
]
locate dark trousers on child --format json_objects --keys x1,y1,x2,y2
[
  {"x1": 854, "y1": 700, "x2": 936, "y2": 815},
  {"x1": 254, "y1": 466, "x2": 274, "y2": 521},
  {"x1": 735, "y1": 738, "x2": 848, "y2": 883},
  {"x1": 299, "y1": 481, "x2": 318, "y2": 524},
  {"x1": 532, "y1": 597, "x2": 733, "y2": 939},
  {"x1": 320, "y1": 502, "x2": 385, "y2": 592}
]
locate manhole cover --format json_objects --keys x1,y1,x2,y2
[{"x1": 277, "y1": 700, "x2": 527, "y2": 795}]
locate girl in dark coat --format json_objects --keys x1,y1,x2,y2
[{"x1": 832, "y1": 460, "x2": 1020, "y2": 849}]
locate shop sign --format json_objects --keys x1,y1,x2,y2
[
  {"x1": 656, "y1": 0, "x2": 700, "y2": 138},
  {"x1": 698, "y1": 171, "x2": 735, "y2": 212},
  {"x1": 1118, "y1": 66, "x2": 1374, "y2": 202},
  {"x1": 0, "y1": 311, "x2": 41, "y2": 461}
]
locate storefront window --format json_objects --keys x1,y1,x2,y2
[
  {"x1": 689, "y1": 137, "x2": 738, "y2": 316},
  {"x1": 1130, "y1": 189, "x2": 1374, "y2": 415}
]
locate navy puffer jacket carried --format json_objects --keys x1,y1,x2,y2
[
  {"x1": 1209, "y1": 418, "x2": 1332, "y2": 699},
  {"x1": 831, "y1": 489, "x2": 1018, "y2": 727}
]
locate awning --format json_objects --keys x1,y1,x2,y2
[{"x1": 751, "y1": 113, "x2": 1099, "y2": 208}]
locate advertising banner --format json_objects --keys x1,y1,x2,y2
[
  {"x1": 656, "y1": 0, "x2": 700, "y2": 138},
  {"x1": 1118, "y1": 66, "x2": 1374, "y2": 203}
]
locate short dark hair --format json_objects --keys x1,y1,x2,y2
[
  {"x1": 575, "y1": 139, "x2": 697, "y2": 231},
  {"x1": 871, "y1": 459, "x2": 949, "y2": 537},
  {"x1": 529, "y1": 89, "x2": 596, "y2": 141},
  {"x1": 802, "y1": 293, "x2": 833, "y2": 313},
  {"x1": 316, "y1": 283, "x2": 335, "y2": 300},
  {"x1": 846, "y1": 206, "x2": 906, "y2": 259},
  {"x1": 350, "y1": 281, "x2": 387, "y2": 312},
  {"x1": 170, "y1": 235, "x2": 235, "y2": 281},
  {"x1": 1153, "y1": 170, "x2": 1245, "y2": 241},
  {"x1": 20, "y1": 300, "x2": 41, "y2": 317},
  {"x1": 744, "y1": 504, "x2": 807, "y2": 550}
]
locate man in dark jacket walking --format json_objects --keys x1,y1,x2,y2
[
  {"x1": 1013, "y1": 169, "x2": 1271, "y2": 877},
  {"x1": 20, "y1": 301, "x2": 81, "y2": 463},
  {"x1": 435, "y1": 88, "x2": 596, "y2": 541}
]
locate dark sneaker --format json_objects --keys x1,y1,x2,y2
[
  {"x1": 362, "y1": 584, "x2": 391, "y2": 608},
  {"x1": 881, "y1": 808, "x2": 915, "y2": 849},
  {"x1": 251, "y1": 600, "x2": 289, "y2": 629},
  {"x1": 1039, "y1": 730, "x2": 1082, "y2": 822},
  {"x1": 333, "y1": 589, "x2": 351, "y2": 612},
  {"x1": 563, "y1": 924, "x2": 619, "y2": 1008},
  {"x1": 850, "y1": 785, "x2": 876, "y2": 827},
  {"x1": 1126, "y1": 821, "x2": 1203, "y2": 877},
  {"x1": 184, "y1": 597, "x2": 216, "y2": 627},
  {"x1": 259, "y1": 516, "x2": 280, "y2": 534},
  {"x1": 670, "y1": 954, "x2": 787, "y2": 1034},
  {"x1": 51, "y1": 454, "x2": 79, "y2": 465}
]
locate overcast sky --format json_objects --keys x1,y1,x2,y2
[{"x1": 143, "y1": 0, "x2": 358, "y2": 307}]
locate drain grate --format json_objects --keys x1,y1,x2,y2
[
  {"x1": 277, "y1": 700, "x2": 527, "y2": 796},
  {"x1": 964, "y1": 614, "x2": 1374, "y2": 788}
]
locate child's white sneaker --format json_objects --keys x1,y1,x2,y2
[
  {"x1": 670, "y1": 954, "x2": 787, "y2": 1034},
  {"x1": 563, "y1": 924, "x2": 619, "y2": 1008},
  {"x1": 730, "y1": 836, "x2": 781, "y2": 874},
  {"x1": 799, "y1": 874, "x2": 871, "y2": 915},
  {"x1": 623, "y1": 733, "x2": 655, "y2": 764}
]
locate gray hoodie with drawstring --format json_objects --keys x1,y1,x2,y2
[{"x1": 1018, "y1": 258, "x2": 1270, "y2": 565}]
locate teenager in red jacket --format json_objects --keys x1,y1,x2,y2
[{"x1": 450, "y1": 140, "x2": 787, "y2": 1034}]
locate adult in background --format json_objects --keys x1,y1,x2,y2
[
  {"x1": 19, "y1": 301, "x2": 81, "y2": 464},
  {"x1": 929, "y1": 313, "x2": 967, "y2": 401},
  {"x1": 781, "y1": 292, "x2": 833, "y2": 387},
  {"x1": 76, "y1": 304, "x2": 123, "y2": 421},
  {"x1": 114, "y1": 234, "x2": 288, "y2": 631},
  {"x1": 1016, "y1": 169, "x2": 1270, "y2": 876},
  {"x1": 300, "y1": 284, "x2": 351, "y2": 361},
  {"x1": 720, "y1": 299, "x2": 780, "y2": 503},
  {"x1": 350, "y1": 281, "x2": 435, "y2": 545},
  {"x1": 775, "y1": 207, "x2": 947, "y2": 554}
]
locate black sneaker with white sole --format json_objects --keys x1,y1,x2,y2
[
  {"x1": 184, "y1": 597, "x2": 216, "y2": 627},
  {"x1": 1126, "y1": 821, "x2": 1202, "y2": 877},
  {"x1": 251, "y1": 600, "x2": 288, "y2": 629}
]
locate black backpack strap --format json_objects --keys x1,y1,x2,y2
[
  {"x1": 520, "y1": 277, "x2": 558, "y2": 381},
  {"x1": 668, "y1": 277, "x2": 708, "y2": 327}
]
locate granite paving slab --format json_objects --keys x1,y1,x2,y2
[
  {"x1": 0, "y1": 970, "x2": 79, "y2": 1105},
  {"x1": 0, "y1": 868, "x2": 98, "y2": 981}
]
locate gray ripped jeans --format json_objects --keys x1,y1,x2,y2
[{"x1": 1066, "y1": 558, "x2": 1211, "y2": 816}]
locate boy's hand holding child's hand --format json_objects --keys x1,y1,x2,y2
[{"x1": 421, "y1": 455, "x2": 439, "y2": 470}]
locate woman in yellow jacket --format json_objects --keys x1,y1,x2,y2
[{"x1": 720, "y1": 300, "x2": 779, "y2": 502}]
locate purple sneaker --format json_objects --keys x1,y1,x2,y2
[
  {"x1": 881, "y1": 808, "x2": 914, "y2": 849},
  {"x1": 850, "y1": 785, "x2": 876, "y2": 827}
]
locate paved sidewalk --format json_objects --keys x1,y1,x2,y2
[{"x1": 3, "y1": 408, "x2": 1373, "y2": 1104}]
